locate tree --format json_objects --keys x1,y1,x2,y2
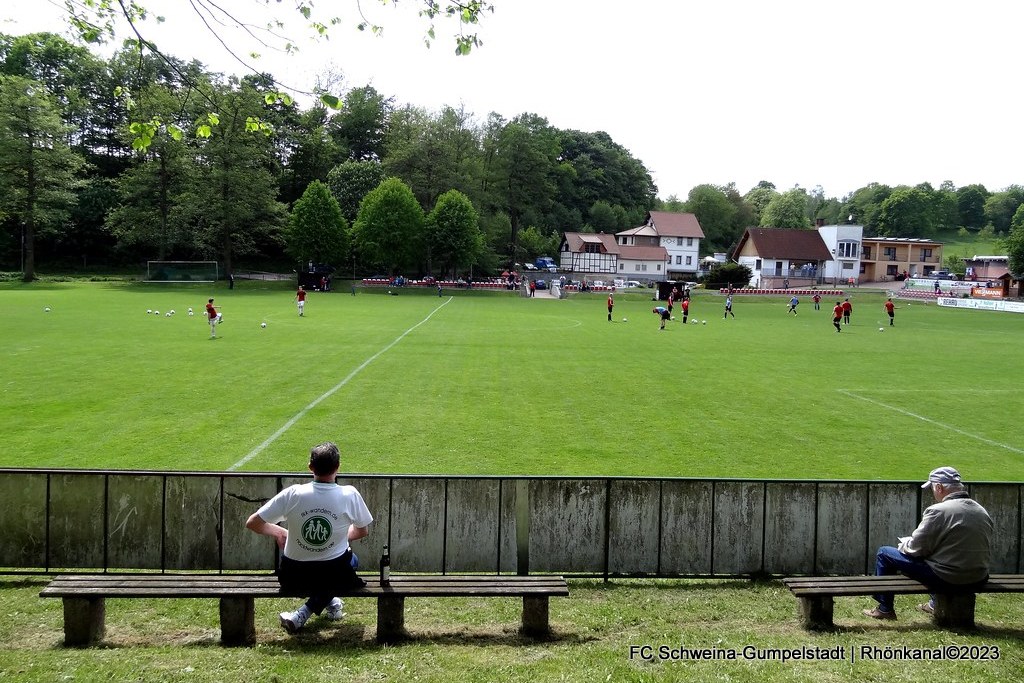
[
  {"x1": 743, "y1": 185, "x2": 778, "y2": 226},
  {"x1": 0, "y1": 75, "x2": 85, "y2": 280},
  {"x1": 703, "y1": 261, "x2": 752, "y2": 288},
  {"x1": 983, "y1": 187, "x2": 1024, "y2": 233},
  {"x1": 843, "y1": 183, "x2": 892, "y2": 234},
  {"x1": 684, "y1": 185, "x2": 737, "y2": 253},
  {"x1": 175, "y1": 78, "x2": 288, "y2": 273},
  {"x1": 426, "y1": 189, "x2": 481, "y2": 276},
  {"x1": 326, "y1": 160, "x2": 387, "y2": 224},
  {"x1": 329, "y1": 85, "x2": 392, "y2": 162},
  {"x1": 285, "y1": 180, "x2": 348, "y2": 268},
  {"x1": 1006, "y1": 205, "x2": 1024, "y2": 278},
  {"x1": 956, "y1": 184, "x2": 989, "y2": 229},
  {"x1": 877, "y1": 187, "x2": 933, "y2": 237},
  {"x1": 760, "y1": 189, "x2": 810, "y2": 228},
  {"x1": 352, "y1": 177, "x2": 424, "y2": 274}
]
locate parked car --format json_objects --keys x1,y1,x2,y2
[
  {"x1": 534, "y1": 279, "x2": 547, "y2": 290},
  {"x1": 931, "y1": 271, "x2": 958, "y2": 280},
  {"x1": 591, "y1": 280, "x2": 606, "y2": 288},
  {"x1": 626, "y1": 281, "x2": 643, "y2": 288},
  {"x1": 534, "y1": 256, "x2": 558, "y2": 272}
]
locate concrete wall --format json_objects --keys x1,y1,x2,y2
[{"x1": 0, "y1": 470, "x2": 1019, "y2": 576}]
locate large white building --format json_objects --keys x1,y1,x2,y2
[
  {"x1": 817, "y1": 223, "x2": 864, "y2": 284},
  {"x1": 615, "y1": 211, "x2": 705, "y2": 278}
]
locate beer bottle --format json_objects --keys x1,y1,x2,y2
[{"x1": 380, "y1": 544, "x2": 391, "y2": 585}]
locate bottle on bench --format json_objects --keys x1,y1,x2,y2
[{"x1": 380, "y1": 544, "x2": 391, "y2": 585}]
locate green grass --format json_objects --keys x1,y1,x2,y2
[
  {"x1": 936, "y1": 229, "x2": 1005, "y2": 262},
  {"x1": 1, "y1": 577, "x2": 1022, "y2": 682},
  {"x1": 3, "y1": 281, "x2": 1023, "y2": 679},
  {"x1": 2, "y1": 281, "x2": 1023, "y2": 480}
]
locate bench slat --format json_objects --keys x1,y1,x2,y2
[
  {"x1": 40, "y1": 574, "x2": 569, "y2": 599},
  {"x1": 783, "y1": 574, "x2": 1024, "y2": 597}
]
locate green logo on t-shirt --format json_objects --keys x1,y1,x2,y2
[{"x1": 301, "y1": 515, "x2": 333, "y2": 547}]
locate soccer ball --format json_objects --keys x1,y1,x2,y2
[
  {"x1": 261, "y1": 322, "x2": 267, "y2": 328},
  {"x1": 44, "y1": 307, "x2": 51, "y2": 312},
  {"x1": 188, "y1": 307, "x2": 193, "y2": 313},
  {"x1": 165, "y1": 312, "x2": 171, "y2": 317},
  {"x1": 170, "y1": 310, "x2": 175, "y2": 315},
  {"x1": 622, "y1": 317, "x2": 627, "y2": 322},
  {"x1": 702, "y1": 320, "x2": 706, "y2": 325},
  {"x1": 147, "y1": 309, "x2": 152, "y2": 314},
  {"x1": 188, "y1": 311, "x2": 194, "y2": 316},
  {"x1": 879, "y1": 327, "x2": 884, "y2": 331},
  {"x1": 154, "y1": 310, "x2": 159, "y2": 315}
]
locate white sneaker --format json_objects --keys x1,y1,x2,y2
[
  {"x1": 279, "y1": 605, "x2": 310, "y2": 633},
  {"x1": 324, "y1": 598, "x2": 345, "y2": 621}
]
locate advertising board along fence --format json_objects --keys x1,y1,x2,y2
[{"x1": 0, "y1": 470, "x2": 1020, "y2": 578}]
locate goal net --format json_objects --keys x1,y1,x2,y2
[{"x1": 146, "y1": 261, "x2": 219, "y2": 283}]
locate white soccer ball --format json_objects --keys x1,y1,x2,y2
[
  {"x1": 702, "y1": 320, "x2": 707, "y2": 325},
  {"x1": 154, "y1": 310, "x2": 160, "y2": 315},
  {"x1": 879, "y1": 327, "x2": 884, "y2": 331},
  {"x1": 147, "y1": 309, "x2": 152, "y2": 314},
  {"x1": 261, "y1": 322, "x2": 267, "y2": 328},
  {"x1": 188, "y1": 307, "x2": 193, "y2": 313},
  {"x1": 188, "y1": 311, "x2": 194, "y2": 316},
  {"x1": 170, "y1": 310, "x2": 175, "y2": 315},
  {"x1": 44, "y1": 307, "x2": 51, "y2": 312},
  {"x1": 622, "y1": 317, "x2": 627, "y2": 322},
  {"x1": 165, "y1": 312, "x2": 171, "y2": 317}
]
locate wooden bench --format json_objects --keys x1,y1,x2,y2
[
  {"x1": 40, "y1": 574, "x2": 569, "y2": 646},
  {"x1": 783, "y1": 574, "x2": 1024, "y2": 630}
]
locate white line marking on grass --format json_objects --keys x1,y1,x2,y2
[
  {"x1": 228, "y1": 297, "x2": 454, "y2": 471},
  {"x1": 838, "y1": 390, "x2": 1024, "y2": 455}
]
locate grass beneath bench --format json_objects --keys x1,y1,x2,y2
[{"x1": 3, "y1": 578, "x2": 1023, "y2": 682}]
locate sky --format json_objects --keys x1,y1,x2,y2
[{"x1": 4, "y1": 0, "x2": 1022, "y2": 201}]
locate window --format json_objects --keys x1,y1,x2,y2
[
  {"x1": 862, "y1": 247, "x2": 872, "y2": 259},
  {"x1": 755, "y1": 259, "x2": 762, "y2": 270},
  {"x1": 674, "y1": 255, "x2": 680, "y2": 265},
  {"x1": 686, "y1": 256, "x2": 692, "y2": 265},
  {"x1": 687, "y1": 237, "x2": 693, "y2": 247},
  {"x1": 842, "y1": 262, "x2": 854, "y2": 271},
  {"x1": 619, "y1": 263, "x2": 624, "y2": 270},
  {"x1": 641, "y1": 264, "x2": 648, "y2": 271},
  {"x1": 920, "y1": 248, "x2": 932, "y2": 261},
  {"x1": 884, "y1": 247, "x2": 897, "y2": 261},
  {"x1": 837, "y1": 241, "x2": 859, "y2": 258},
  {"x1": 678, "y1": 237, "x2": 684, "y2": 246},
  {"x1": 657, "y1": 264, "x2": 661, "y2": 271}
]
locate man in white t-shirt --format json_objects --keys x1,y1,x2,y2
[{"x1": 245, "y1": 442, "x2": 374, "y2": 633}]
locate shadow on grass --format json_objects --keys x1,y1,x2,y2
[
  {"x1": 257, "y1": 622, "x2": 593, "y2": 652},
  {"x1": 831, "y1": 622, "x2": 1024, "y2": 641}
]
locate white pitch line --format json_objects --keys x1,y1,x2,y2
[
  {"x1": 838, "y1": 390, "x2": 1024, "y2": 455},
  {"x1": 228, "y1": 297, "x2": 454, "y2": 471}
]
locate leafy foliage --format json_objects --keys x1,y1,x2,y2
[
  {"x1": 760, "y1": 189, "x2": 809, "y2": 228},
  {"x1": 702, "y1": 261, "x2": 753, "y2": 288},
  {"x1": 286, "y1": 180, "x2": 348, "y2": 267},
  {"x1": 426, "y1": 189, "x2": 481, "y2": 276},
  {"x1": 352, "y1": 177, "x2": 424, "y2": 274}
]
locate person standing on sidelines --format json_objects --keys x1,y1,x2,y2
[
  {"x1": 653, "y1": 306, "x2": 671, "y2": 330},
  {"x1": 666, "y1": 291, "x2": 675, "y2": 319},
  {"x1": 607, "y1": 292, "x2": 614, "y2": 321},
  {"x1": 884, "y1": 297, "x2": 895, "y2": 326},
  {"x1": 206, "y1": 298, "x2": 222, "y2": 339},
  {"x1": 832, "y1": 301, "x2": 843, "y2": 333},
  {"x1": 724, "y1": 294, "x2": 735, "y2": 319},
  {"x1": 681, "y1": 296, "x2": 690, "y2": 324},
  {"x1": 296, "y1": 285, "x2": 307, "y2": 317},
  {"x1": 245, "y1": 441, "x2": 373, "y2": 634},
  {"x1": 812, "y1": 293, "x2": 821, "y2": 310},
  {"x1": 842, "y1": 297, "x2": 853, "y2": 325},
  {"x1": 787, "y1": 294, "x2": 799, "y2": 315}
]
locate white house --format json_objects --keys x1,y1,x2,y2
[
  {"x1": 732, "y1": 228, "x2": 833, "y2": 288},
  {"x1": 616, "y1": 211, "x2": 705, "y2": 278},
  {"x1": 816, "y1": 223, "x2": 864, "y2": 284},
  {"x1": 558, "y1": 232, "x2": 668, "y2": 281}
]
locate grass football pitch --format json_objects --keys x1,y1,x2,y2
[{"x1": 2, "y1": 281, "x2": 1022, "y2": 481}]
